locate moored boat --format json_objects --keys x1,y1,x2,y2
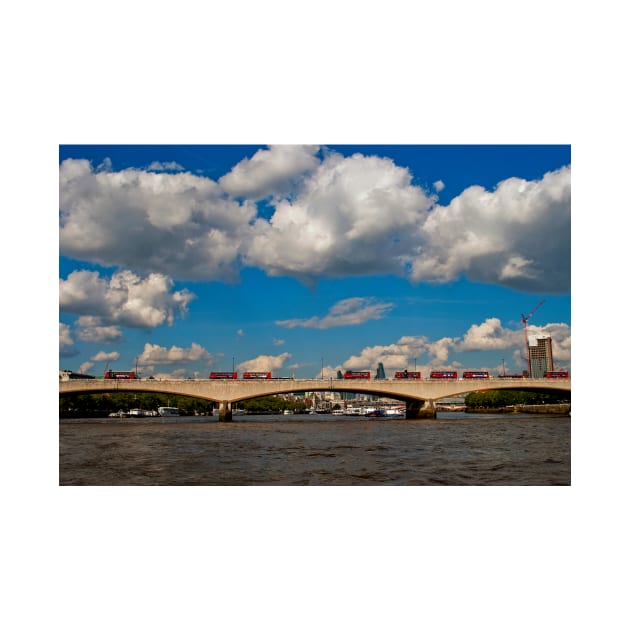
[{"x1": 158, "y1": 406, "x2": 181, "y2": 417}]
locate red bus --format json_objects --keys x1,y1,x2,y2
[
  {"x1": 463, "y1": 371, "x2": 490, "y2": 379},
  {"x1": 430, "y1": 371, "x2": 457, "y2": 379},
  {"x1": 544, "y1": 371, "x2": 569, "y2": 378},
  {"x1": 243, "y1": 372, "x2": 272, "y2": 379},
  {"x1": 104, "y1": 370, "x2": 137, "y2": 380},
  {"x1": 343, "y1": 371, "x2": 371, "y2": 379},
  {"x1": 209, "y1": 372, "x2": 238, "y2": 379},
  {"x1": 395, "y1": 371, "x2": 422, "y2": 379}
]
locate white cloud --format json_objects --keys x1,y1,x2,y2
[
  {"x1": 237, "y1": 352, "x2": 292, "y2": 373},
  {"x1": 457, "y1": 317, "x2": 520, "y2": 351},
  {"x1": 433, "y1": 180, "x2": 445, "y2": 192},
  {"x1": 59, "y1": 158, "x2": 256, "y2": 281},
  {"x1": 409, "y1": 166, "x2": 571, "y2": 292},
  {"x1": 79, "y1": 362, "x2": 94, "y2": 374},
  {"x1": 343, "y1": 335, "x2": 435, "y2": 371},
  {"x1": 246, "y1": 151, "x2": 434, "y2": 282},
  {"x1": 59, "y1": 150, "x2": 570, "y2": 293},
  {"x1": 219, "y1": 145, "x2": 320, "y2": 199},
  {"x1": 276, "y1": 297, "x2": 394, "y2": 329},
  {"x1": 76, "y1": 318, "x2": 123, "y2": 343},
  {"x1": 237, "y1": 329, "x2": 245, "y2": 337},
  {"x1": 59, "y1": 323, "x2": 77, "y2": 357},
  {"x1": 137, "y1": 342, "x2": 215, "y2": 365},
  {"x1": 272, "y1": 338, "x2": 285, "y2": 346},
  {"x1": 342, "y1": 317, "x2": 571, "y2": 372},
  {"x1": 147, "y1": 161, "x2": 185, "y2": 172},
  {"x1": 60, "y1": 269, "x2": 195, "y2": 329},
  {"x1": 91, "y1": 350, "x2": 120, "y2": 362}
]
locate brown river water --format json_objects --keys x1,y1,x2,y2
[{"x1": 59, "y1": 412, "x2": 570, "y2": 485}]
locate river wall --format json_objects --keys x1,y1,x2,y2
[{"x1": 466, "y1": 403, "x2": 570, "y2": 415}]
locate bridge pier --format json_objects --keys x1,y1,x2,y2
[
  {"x1": 218, "y1": 401, "x2": 232, "y2": 422},
  {"x1": 406, "y1": 399, "x2": 437, "y2": 420}
]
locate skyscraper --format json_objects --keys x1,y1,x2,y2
[{"x1": 529, "y1": 337, "x2": 553, "y2": 378}]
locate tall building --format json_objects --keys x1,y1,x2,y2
[
  {"x1": 529, "y1": 337, "x2": 553, "y2": 378},
  {"x1": 375, "y1": 362, "x2": 386, "y2": 380}
]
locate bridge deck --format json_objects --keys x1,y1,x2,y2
[{"x1": 60, "y1": 377, "x2": 570, "y2": 404}]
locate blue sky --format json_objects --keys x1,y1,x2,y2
[{"x1": 59, "y1": 144, "x2": 570, "y2": 378}]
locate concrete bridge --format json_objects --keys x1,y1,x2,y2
[{"x1": 59, "y1": 377, "x2": 570, "y2": 420}]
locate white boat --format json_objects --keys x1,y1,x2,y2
[
  {"x1": 385, "y1": 408, "x2": 405, "y2": 417},
  {"x1": 283, "y1": 409, "x2": 294, "y2": 415},
  {"x1": 158, "y1": 406, "x2": 181, "y2": 417},
  {"x1": 128, "y1": 408, "x2": 148, "y2": 417},
  {"x1": 332, "y1": 409, "x2": 344, "y2": 416}
]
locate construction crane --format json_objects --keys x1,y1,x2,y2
[{"x1": 521, "y1": 299, "x2": 545, "y2": 377}]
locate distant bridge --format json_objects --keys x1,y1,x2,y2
[{"x1": 59, "y1": 377, "x2": 570, "y2": 420}]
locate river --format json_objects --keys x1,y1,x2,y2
[{"x1": 59, "y1": 412, "x2": 570, "y2": 485}]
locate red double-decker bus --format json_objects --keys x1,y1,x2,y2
[
  {"x1": 104, "y1": 370, "x2": 137, "y2": 380},
  {"x1": 209, "y1": 372, "x2": 238, "y2": 379},
  {"x1": 544, "y1": 371, "x2": 569, "y2": 378},
  {"x1": 243, "y1": 372, "x2": 272, "y2": 379},
  {"x1": 395, "y1": 371, "x2": 422, "y2": 379},
  {"x1": 343, "y1": 371, "x2": 371, "y2": 379},
  {"x1": 430, "y1": 371, "x2": 457, "y2": 379},
  {"x1": 463, "y1": 371, "x2": 489, "y2": 379}
]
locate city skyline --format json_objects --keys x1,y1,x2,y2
[{"x1": 59, "y1": 144, "x2": 571, "y2": 379}]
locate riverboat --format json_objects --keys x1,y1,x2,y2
[
  {"x1": 158, "y1": 406, "x2": 181, "y2": 417},
  {"x1": 365, "y1": 408, "x2": 386, "y2": 417}
]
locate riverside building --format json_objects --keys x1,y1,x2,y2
[{"x1": 529, "y1": 337, "x2": 553, "y2": 378}]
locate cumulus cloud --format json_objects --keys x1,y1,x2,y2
[
  {"x1": 276, "y1": 297, "x2": 394, "y2": 329},
  {"x1": 76, "y1": 317, "x2": 123, "y2": 343},
  {"x1": 60, "y1": 149, "x2": 570, "y2": 293},
  {"x1": 342, "y1": 317, "x2": 571, "y2": 371},
  {"x1": 237, "y1": 352, "x2": 292, "y2": 373},
  {"x1": 60, "y1": 269, "x2": 194, "y2": 329},
  {"x1": 409, "y1": 166, "x2": 571, "y2": 292},
  {"x1": 59, "y1": 159, "x2": 256, "y2": 281},
  {"x1": 457, "y1": 317, "x2": 520, "y2": 351},
  {"x1": 246, "y1": 151, "x2": 434, "y2": 282},
  {"x1": 343, "y1": 335, "x2": 434, "y2": 370},
  {"x1": 219, "y1": 145, "x2": 320, "y2": 199},
  {"x1": 137, "y1": 342, "x2": 215, "y2": 365},
  {"x1": 59, "y1": 323, "x2": 78, "y2": 357}
]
